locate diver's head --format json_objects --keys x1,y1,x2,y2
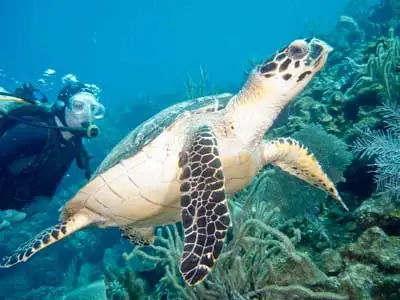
[
  {"x1": 52, "y1": 91, "x2": 104, "y2": 140},
  {"x1": 55, "y1": 75, "x2": 105, "y2": 139},
  {"x1": 64, "y1": 91, "x2": 105, "y2": 126},
  {"x1": 58, "y1": 74, "x2": 102, "y2": 104}
]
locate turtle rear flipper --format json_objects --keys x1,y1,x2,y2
[
  {"x1": 0, "y1": 211, "x2": 93, "y2": 268},
  {"x1": 179, "y1": 125, "x2": 229, "y2": 286},
  {"x1": 262, "y1": 138, "x2": 348, "y2": 210},
  {"x1": 120, "y1": 225, "x2": 155, "y2": 246}
]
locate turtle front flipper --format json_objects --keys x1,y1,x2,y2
[
  {"x1": 262, "y1": 138, "x2": 348, "y2": 211},
  {"x1": 178, "y1": 125, "x2": 229, "y2": 285},
  {"x1": 0, "y1": 212, "x2": 93, "y2": 268}
]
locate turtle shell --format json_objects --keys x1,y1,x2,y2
[{"x1": 94, "y1": 93, "x2": 233, "y2": 176}]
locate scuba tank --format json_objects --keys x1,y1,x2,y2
[{"x1": 0, "y1": 87, "x2": 31, "y2": 115}]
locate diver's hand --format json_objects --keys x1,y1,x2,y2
[{"x1": 84, "y1": 168, "x2": 92, "y2": 180}]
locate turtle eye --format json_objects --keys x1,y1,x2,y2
[{"x1": 287, "y1": 40, "x2": 309, "y2": 60}]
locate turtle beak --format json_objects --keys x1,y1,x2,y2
[
  {"x1": 308, "y1": 38, "x2": 333, "y2": 71},
  {"x1": 308, "y1": 38, "x2": 332, "y2": 58},
  {"x1": 318, "y1": 40, "x2": 333, "y2": 54}
]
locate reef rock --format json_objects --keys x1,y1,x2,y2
[
  {"x1": 355, "y1": 196, "x2": 400, "y2": 234},
  {"x1": 338, "y1": 227, "x2": 400, "y2": 299},
  {"x1": 321, "y1": 249, "x2": 344, "y2": 276}
]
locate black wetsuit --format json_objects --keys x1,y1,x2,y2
[{"x1": 0, "y1": 106, "x2": 91, "y2": 210}]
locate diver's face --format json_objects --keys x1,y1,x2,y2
[{"x1": 64, "y1": 92, "x2": 105, "y2": 127}]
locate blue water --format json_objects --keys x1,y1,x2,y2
[{"x1": 1, "y1": 0, "x2": 359, "y2": 103}]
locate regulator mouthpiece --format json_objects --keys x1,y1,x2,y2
[
  {"x1": 86, "y1": 124, "x2": 99, "y2": 138},
  {"x1": 63, "y1": 124, "x2": 100, "y2": 139}
]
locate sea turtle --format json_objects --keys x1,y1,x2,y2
[{"x1": 0, "y1": 37, "x2": 347, "y2": 285}]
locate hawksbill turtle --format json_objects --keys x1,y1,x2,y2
[{"x1": 0, "y1": 37, "x2": 347, "y2": 285}]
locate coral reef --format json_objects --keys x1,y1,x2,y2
[
  {"x1": 63, "y1": 280, "x2": 106, "y2": 300},
  {"x1": 119, "y1": 202, "x2": 400, "y2": 300},
  {"x1": 339, "y1": 226, "x2": 400, "y2": 300},
  {"x1": 353, "y1": 104, "x2": 400, "y2": 200},
  {"x1": 355, "y1": 195, "x2": 400, "y2": 233},
  {"x1": 364, "y1": 27, "x2": 400, "y2": 103},
  {"x1": 122, "y1": 202, "x2": 348, "y2": 300},
  {"x1": 104, "y1": 266, "x2": 147, "y2": 300}
]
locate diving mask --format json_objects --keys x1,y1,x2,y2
[{"x1": 68, "y1": 92, "x2": 105, "y2": 120}]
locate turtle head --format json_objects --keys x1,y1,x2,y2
[
  {"x1": 225, "y1": 38, "x2": 332, "y2": 143},
  {"x1": 256, "y1": 38, "x2": 333, "y2": 98}
]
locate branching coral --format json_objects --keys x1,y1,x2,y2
[
  {"x1": 353, "y1": 103, "x2": 400, "y2": 200},
  {"x1": 122, "y1": 196, "x2": 348, "y2": 300},
  {"x1": 104, "y1": 266, "x2": 147, "y2": 300},
  {"x1": 317, "y1": 28, "x2": 399, "y2": 137},
  {"x1": 364, "y1": 27, "x2": 400, "y2": 103}
]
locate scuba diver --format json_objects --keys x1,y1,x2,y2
[{"x1": 0, "y1": 74, "x2": 105, "y2": 211}]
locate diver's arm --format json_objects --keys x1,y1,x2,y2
[
  {"x1": 75, "y1": 140, "x2": 92, "y2": 180},
  {"x1": 0, "y1": 124, "x2": 48, "y2": 166}
]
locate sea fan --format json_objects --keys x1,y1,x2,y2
[{"x1": 353, "y1": 104, "x2": 400, "y2": 199}]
